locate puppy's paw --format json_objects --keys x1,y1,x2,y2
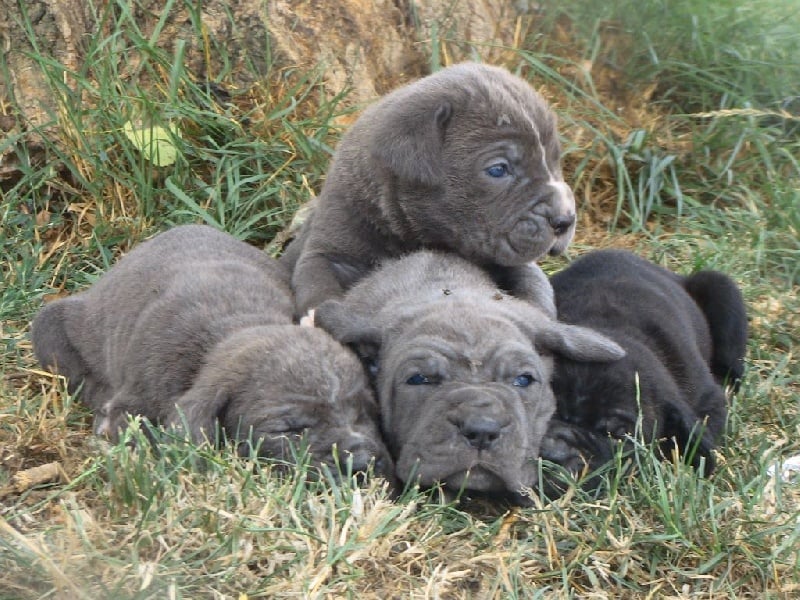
[
  {"x1": 300, "y1": 308, "x2": 316, "y2": 327},
  {"x1": 540, "y1": 418, "x2": 612, "y2": 475}
]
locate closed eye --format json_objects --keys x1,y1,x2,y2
[
  {"x1": 485, "y1": 162, "x2": 510, "y2": 178},
  {"x1": 513, "y1": 373, "x2": 536, "y2": 388},
  {"x1": 273, "y1": 419, "x2": 311, "y2": 435}
]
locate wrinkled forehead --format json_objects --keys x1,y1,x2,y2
[
  {"x1": 246, "y1": 346, "x2": 374, "y2": 408},
  {"x1": 478, "y1": 74, "x2": 555, "y2": 131},
  {"x1": 455, "y1": 101, "x2": 557, "y2": 148},
  {"x1": 386, "y1": 310, "x2": 541, "y2": 366}
]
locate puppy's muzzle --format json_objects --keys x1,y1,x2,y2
[
  {"x1": 545, "y1": 180, "x2": 577, "y2": 255},
  {"x1": 459, "y1": 415, "x2": 504, "y2": 450},
  {"x1": 446, "y1": 390, "x2": 513, "y2": 451},
  {"x1": 336, "y1": 436, "x2": 393, "y2": 480}
]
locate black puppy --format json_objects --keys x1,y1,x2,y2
[{"x1": 540, "y1": 249, "x2": 747, "y2": 488}]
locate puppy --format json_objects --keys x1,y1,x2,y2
[
  {"x1": 31, "y1": 225, "x2": 392, "y2": 477},
  {"x1": 314, "y1": 251, "x2": 625, "y2": 503},
  {"x1": 540, "y1": 249, "x2": 747, "y2": 485},
  {"x1": 281, "y1": 62, "x2": 576, "y2": 319}
]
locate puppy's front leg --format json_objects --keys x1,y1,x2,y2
[
  {"x1": 491, "y1": 263, "x2": 557, "y2": 319},
  {"x1": 540, "y1": 417, "x2": 615, "y2": 476},
  {"x1": 291, "y1": 254, "x2": 348, "y2": 319},
  {"x1": 292, "y1": 251, "x2": 370, "y2": 319}
]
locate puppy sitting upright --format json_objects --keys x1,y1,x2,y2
[
  {"x1": 314, "y1": 250, "x2": 625, "y2": 504},
  {"x1": 540, "y1": 249, "x2": 748, "y2": 484},
  {"x1": 31, "y1": 225, "x2": 392, "y2": 478},
  {"x1": 281, "y1": 62, "x2": 576, "y2": 319}
]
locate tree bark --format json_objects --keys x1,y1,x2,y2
[{"x1": 0, "y1": 0, "x2": 531, "y2": 179}]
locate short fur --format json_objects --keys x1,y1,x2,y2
[
  {"x1": 314, "y1": 250, "x2": 625, "y2": 503},
  {"x1": 281, "y1": 62, "x2": 577, "y2": 318},
  {"x1": 540, "y1": 249, "x2": 747, "y2": 486},
  {"x1": 31, "y1": 225, "x2": 392, "y2": 477}
]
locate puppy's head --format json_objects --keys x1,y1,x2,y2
[
  {"x1": 368, "y1": 63, "x2": 575, "y2": 264},
  {"x1": 167, "y1": 326, "x2": 394, "y2": 481},
  {"x1": 317, "y1": 295, "x2": 623, "y2": 500},
  {"x1": 551, "y1": 337, "x2": 723, "y2": 473}
]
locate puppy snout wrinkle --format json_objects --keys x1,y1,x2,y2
[
  {"x1": 460, "y1": 416, "x2": 503, "y2": 450},
  {"x1": 549, "y1": 214, "x2": 575, "y2": 236}
]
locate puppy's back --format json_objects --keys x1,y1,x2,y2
[
  {"x1": 552, "y1": 250, "x2": 705, "y2": 349},
  {"x1": 552, "y1": 249, "x2": 747, "y2": 388},
  {"x1": 31, "y1": 225, "x2": 293, "y2": 409}
]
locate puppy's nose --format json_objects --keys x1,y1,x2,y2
[
  {"x1": 460, "y1": 416, "x2": 502, "y2": 450},
  {"x1": 549, "y1": 214, "x2": 575, "y2": 236},
  {"x1": 340, "y1": 438, "x2": 388, "y2": 476}
]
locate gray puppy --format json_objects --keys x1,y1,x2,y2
[
  {"x1": 31, "y1": 225, "x2": 392, "y2": 477},
  {"x1": 281, "y1": 62, "x2": 576, "y2": 319},
  {"x1": 314, "y1": 251, "x2": 625, "y2": 503},
  {"x1": 540, "y1": 249, "x2": 747, "y2": 490}
]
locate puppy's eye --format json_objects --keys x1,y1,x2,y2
[
  {"x1": 366, "y1": 358, "x2": 379, "y2": 377},
  {"x1": 485, "y1": 162, "x2": 510, "y2": 178},
  {"x1": 513, "y1": 373, "x2": 536, "y2": 388},
  {"x1": 406, "y1": 373, "x2": 431, "y2": 385},
  {"x1": 275, "y1": 420, "x2": 310, "y2": 435}
]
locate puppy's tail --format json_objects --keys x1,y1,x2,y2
[{"x1": 683, "y1": 271, "x2": 748, "y2": 391}]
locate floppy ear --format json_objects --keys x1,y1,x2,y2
[
  {"x1": 535, "y1": 321, "x2": 626, "y2": 362},
  {"x1": 370, "y1": 101, "x2": 452, "y2": 186},
  {"x1": 31, "y1": 297, "x2": 88, "y2": 384},
  {"x1": 314, "y1": 299, "x2": 383, "y2": 365},
  {"x1": 167, "y1": 387, "x2": 230, "y2": 447}
]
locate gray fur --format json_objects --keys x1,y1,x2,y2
[
  {"x1": 281, "y1": 62, "x2": 576, "y2": 319},
  {"x1": 314, "y1": 251, "x2": 624, "y2": 502},
  {"x1": 541, "y1": 249, "x2": 747, "y2": 489},
  {"x1": 31, "y1": 225, "x2": 392, "y2": 477}
]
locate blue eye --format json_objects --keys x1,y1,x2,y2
[
  {"x1": 513, "y1": 373, "x2": 535, "y2": 388},
  {"x1": 485, "y1": 163, "x2": 510, "y2": 178},
  {"x1": 406, "y1": 373, "x2": 430, "y2": 385}
]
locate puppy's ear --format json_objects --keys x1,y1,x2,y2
[
  {"x1": 167, "y1": 387, "x2": 230, "y2": 447},
  {"x1": 535, "y1": 322, "x2": 625, "y2": 362},
  {"x1": 31, "y1": 297, "x2": 88, "y2": 383},
  {"x1": 314, "y1": 299, "x2": 383, "y2": 364},
  {"x1": 371, "y1": 102, "x2": 452, "y2": 186}
]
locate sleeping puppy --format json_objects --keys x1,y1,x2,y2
[
  {"x1": 314, "y1": 250, "x2": 625, "y2": 504},
  {"x1": 540, "y1": 249, "x2": 747, "y2": 486},
  {"x1": 31, "y1": 225, "x2": 392, "y2": 478},
  {"x1": 281, "y1": 62, "x2": 576, "y2": 319}
]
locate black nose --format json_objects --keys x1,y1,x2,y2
[
  {"x1": 549, "y1": 214, "x2": 575, "y2": 236},
  {"x1": 460, "y1": 416, "x2": 502, "y2": 450}
]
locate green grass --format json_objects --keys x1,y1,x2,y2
[{"x1": 2, "y1": 0, "x2": 799, "y2": 597}]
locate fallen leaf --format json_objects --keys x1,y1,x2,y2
[{"x1": 123, "y1": 121, "x2": 182, "y2": 166}]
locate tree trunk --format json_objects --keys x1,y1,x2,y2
[{"x1": 0, "y1": 0, "x2": 531, "y2": 179}]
